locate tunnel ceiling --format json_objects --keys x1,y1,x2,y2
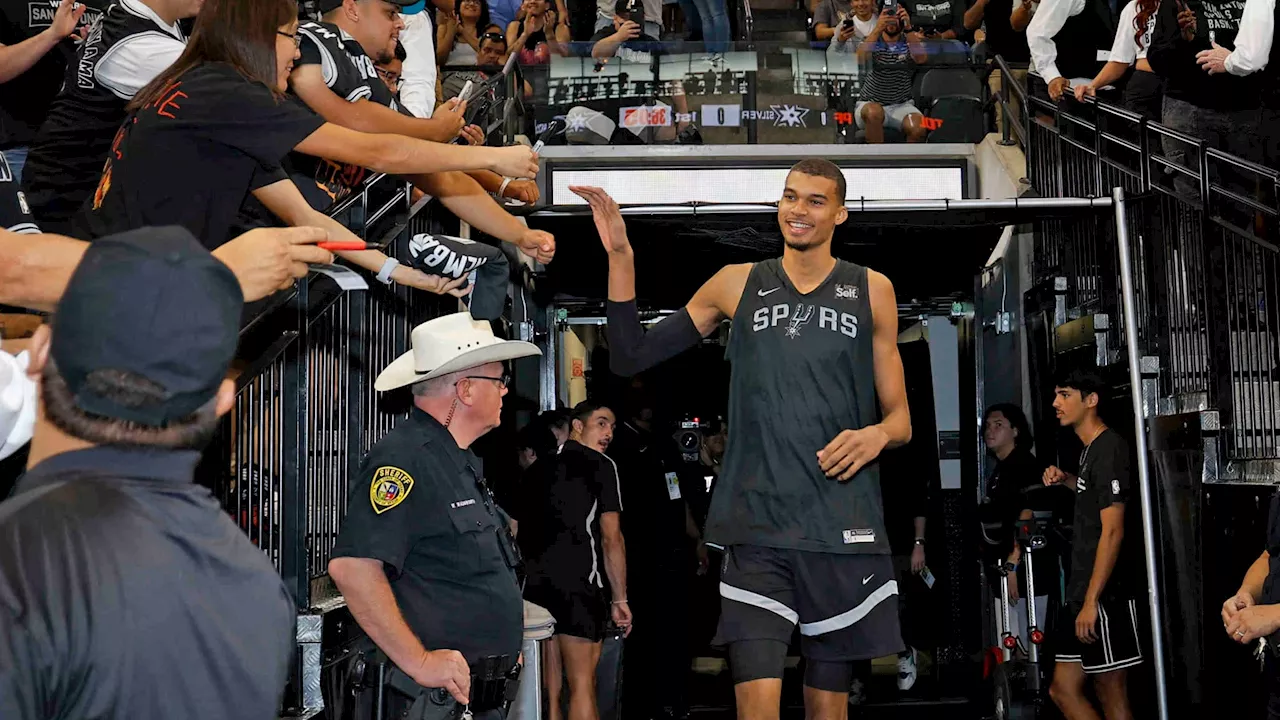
[{"x1": 529, "y1": 212, "x2": 1006, "y2": 311}]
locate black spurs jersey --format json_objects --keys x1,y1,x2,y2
[
  {"x1": 0, "y1": 151, "x2": 37, "y2": 233},
  {"x1": 0, "y1": 0, "x2": 105, "y2": 148},
  {"x1": 709, "y1": 259, "x2": 888, "y2": 555},
  {"x1": 23, "y1": 0, "x2": 185, "y2": 229},
  {"x1": 291, "y1": 21, "x2": 403, "y2": 209}
]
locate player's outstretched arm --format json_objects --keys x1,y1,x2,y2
[
  {"x1": 571, "y1": 185, "x2": 732, "y2": 377},
  {"x1": 869, "y1": 269, "x2": 911, "y2": 448}
]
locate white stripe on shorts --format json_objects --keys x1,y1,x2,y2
[
  {"x1": 719, "y1": 582, "x2": 799, "y2": 625},
  {"x1": 799, "y1": 580, "x2": 898, "y2": 637}
]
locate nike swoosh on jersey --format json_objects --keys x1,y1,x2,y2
[{"x1": 758, "y1": 288, "x2": 779, "y2": 297}]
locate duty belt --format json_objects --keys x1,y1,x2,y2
[{"x1": 385, "y1": 652, "x2": 522, "y2": 718}]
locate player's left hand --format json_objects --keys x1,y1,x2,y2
[
  {"x1": 911, "y1": 544, "x2": 926, "y2": 574},
  {"x1": 1076, "y1": 600, "x2": 1099, "y2": 644},
  {"x1": 516, "y1": 229, "x2": 555, "y2": 264},
  {"x1": 818, "y1": 426, "x2": 890, "y2": 481}
]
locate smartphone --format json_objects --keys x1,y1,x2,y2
[
  {"x1": 456, "y1": 79, "x2": 475, "y2": 103},
  {"x1": 842, "y1": 16, "x2": 855, "y2": 28},
  {"x1": 920, "y1": 565, "x2": 936, "y2": 589},
  {"x1": 883, "y1": 0, "x2": 898, "y2": 12}
]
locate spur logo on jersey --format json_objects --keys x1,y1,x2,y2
[
  {"x1": 835, "y1": 283, "x2": 858, "y2": 300},
  {"x1": 752, "y1": 302, "x2": 858, "y2": 339}
]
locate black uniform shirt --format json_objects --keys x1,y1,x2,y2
[
  {"x1": 74, "y1": 62, "x2": 325, "y2": 248},
  {"x1": 330, "y1": 408, "x2": 524, "y2": 665},
  {"x1": 516, "y1": 440, "x2": 623, "y2": 594},
  {"x1": 1066, "y1": 429, "x2": 1137, "y2": 603},
  {"x1": 0, "y1": 446, "x2": 296, "y2": 720}
]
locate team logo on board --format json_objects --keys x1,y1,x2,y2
[{"x1": 370, "y1": 466, "x2": 415, "y2": 514}]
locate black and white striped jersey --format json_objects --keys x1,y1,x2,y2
[{"x1": 23, "y1": 0, "x2": 186, "y2": 230}]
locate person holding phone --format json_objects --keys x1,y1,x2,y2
[
  {"x1": 814, "y1": 0, "x2": 878, "y2": 53},
  {"x1": 855, "y1": 0, "x2": 930, "y2": 143}
]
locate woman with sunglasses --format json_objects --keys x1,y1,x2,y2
[
  {"x1": 437, "y1": 0, "x2": 496, "y2": 66},
  {"x1": 77, "y1": 0, "x2": 538, "y2": 295}
]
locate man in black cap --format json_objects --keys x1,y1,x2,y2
[{"x1": 0, "y1": 225, "x2": 298, "y2": 720}]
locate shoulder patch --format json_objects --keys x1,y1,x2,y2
[{"x1": 370, "y1": 466, "x2": 415, "y2": 514}]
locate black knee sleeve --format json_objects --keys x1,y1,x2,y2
[
  {"x1": 803, "y1": 659, "x2": 855, "y2": 693},
  {"x1": 728, "y1": 639, "x2": 789, "y2": 684}
]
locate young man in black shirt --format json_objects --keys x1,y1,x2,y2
[
  {"x1": 287, "y1": 0, "x2": 552, "y2": 261},
  {"x1": 1044, "y1": 370, "x2": 1143, "y2": 720},
  {"x1": 517, "y1": 401, "x2": 630, "y2": 720},
  {"x1": 0, "y1": 225, "x2": 297, "y2": 720},
  {"x1": 0, "y1": 0, "x2": 101, "y2": 182}
]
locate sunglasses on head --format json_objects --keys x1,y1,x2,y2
[{"x1": 481, "y1": 31, "x2": 506, "y2": 41}]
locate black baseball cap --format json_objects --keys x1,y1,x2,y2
[
  {"x1": 50, "y1": 226, "x2": 244, "y2": 426},
  {"x1": 318, "y1": 0, "x2": 417, "y2": 13},
  {"x1": 614, "y1": 0, "x2": 641, "y2": 15}
]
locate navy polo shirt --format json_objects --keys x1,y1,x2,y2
[
  {"x1": 0, "y1": 445, "x2": 296, "y2": 720},
  {"x1": 331, "y1": 408, "x2": 523, "y2": 665}
]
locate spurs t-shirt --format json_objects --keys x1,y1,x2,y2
[
  {"x1": 75, "y1": 62, "x2": 325, "y2": 249},
  {"x1": 1066, "y1": 428, "x2": 1140, "y2": 602}
]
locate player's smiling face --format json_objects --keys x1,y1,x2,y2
[{"x1": 778, "y1": 171, "x2": 847, "y2": 251}]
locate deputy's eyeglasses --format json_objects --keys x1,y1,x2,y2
[
  {"x1": 277, "y1": 30, "x2": 302, "y2": 48},
  {"x1": 459, "y1": 374, "x2": 510, "y2": 389}
]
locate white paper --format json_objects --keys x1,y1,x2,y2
[{"x1": 311, "y1": 264, "x2": 369, "y2": 291}]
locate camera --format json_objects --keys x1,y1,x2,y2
[{"x1": 673, "y1": 416, "x2": 707, "y2": 463}]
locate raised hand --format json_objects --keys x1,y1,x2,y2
[
  {"x1": 489, "y1": 145, "x2": 539, "y2": 179},
  {"x1": 569, "y1": 185, "x2": 630, "y2": 255},
  {"x1": 516, "y1": 228, "x2": 555, "y2": 263},
  {"x1": 211, "y1": 226, "x2": 335, "y2": 301}
]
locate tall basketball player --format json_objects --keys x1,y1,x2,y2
[{"x1": 572, "y1": 157, "x2": 912, "y2": 720}]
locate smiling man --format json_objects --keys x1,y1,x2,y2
[{"x1": 575, "y1": 156, "x2": 912, "y2": 720}]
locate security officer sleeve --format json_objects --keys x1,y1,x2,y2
[{"x1": 331, "y1": 455, "x2": 433, "y2": 576}]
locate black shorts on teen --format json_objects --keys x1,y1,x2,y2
[
  {"x1": 1054, "y1": 598, "x2": 1144, "y2": 674},
  {"x1": 524, "y1": 578, "x2": 608, "y2": 642},
  {"x1": 713, "y1": 544, "x2": 904, "y2": 662}
]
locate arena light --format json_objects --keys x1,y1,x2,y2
[{"x1": 550, "y1": 167, "x2": 965, "y2": 206}]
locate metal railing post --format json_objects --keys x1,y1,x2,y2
[
  {"x1": 281, "y1": 280, "x2": 311, "y2": 611},
  {"x1": 1113, "y1": 187, "x2": 1170, "y2": 720}
]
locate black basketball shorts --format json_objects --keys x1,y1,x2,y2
[
  {"x1": 1054, "y1": 598, "x2": 1144, "y2": 674},
  {"x1": 525, "y1": 578, "x2": 608, "y2": 642},
  {"x1": 713, "y1": 544, "x2": 904, "y2": 662}
]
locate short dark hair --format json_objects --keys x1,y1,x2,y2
[
  {"x1": 393, "y1": 40, "x2": 407, "y2": 62},
  {"x1": 1055, "y1": 369, "x2": 1107, "y2": 406},
  {"x1": 539, "y1": 409, "x2": 570, "y2": 433},
  {"x1": 571, "y1": 401, "x2": 609, "y2": 426},
  {"x1": 517, "y1": 422, "x2": 557, "y2": 458},
  {"x1": 984, "y1": 403, "x2": 1034, "y2": 451},
  {"x1": 789, "y1": 158, "x2": 847, "y2": 205},
  {"x1": 41, "y1": 360, "x2": 222, "y2": 450}
]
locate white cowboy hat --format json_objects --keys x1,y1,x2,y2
[{"x1": 374, "y1": 312, "x2": 541, "y2": 392}]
